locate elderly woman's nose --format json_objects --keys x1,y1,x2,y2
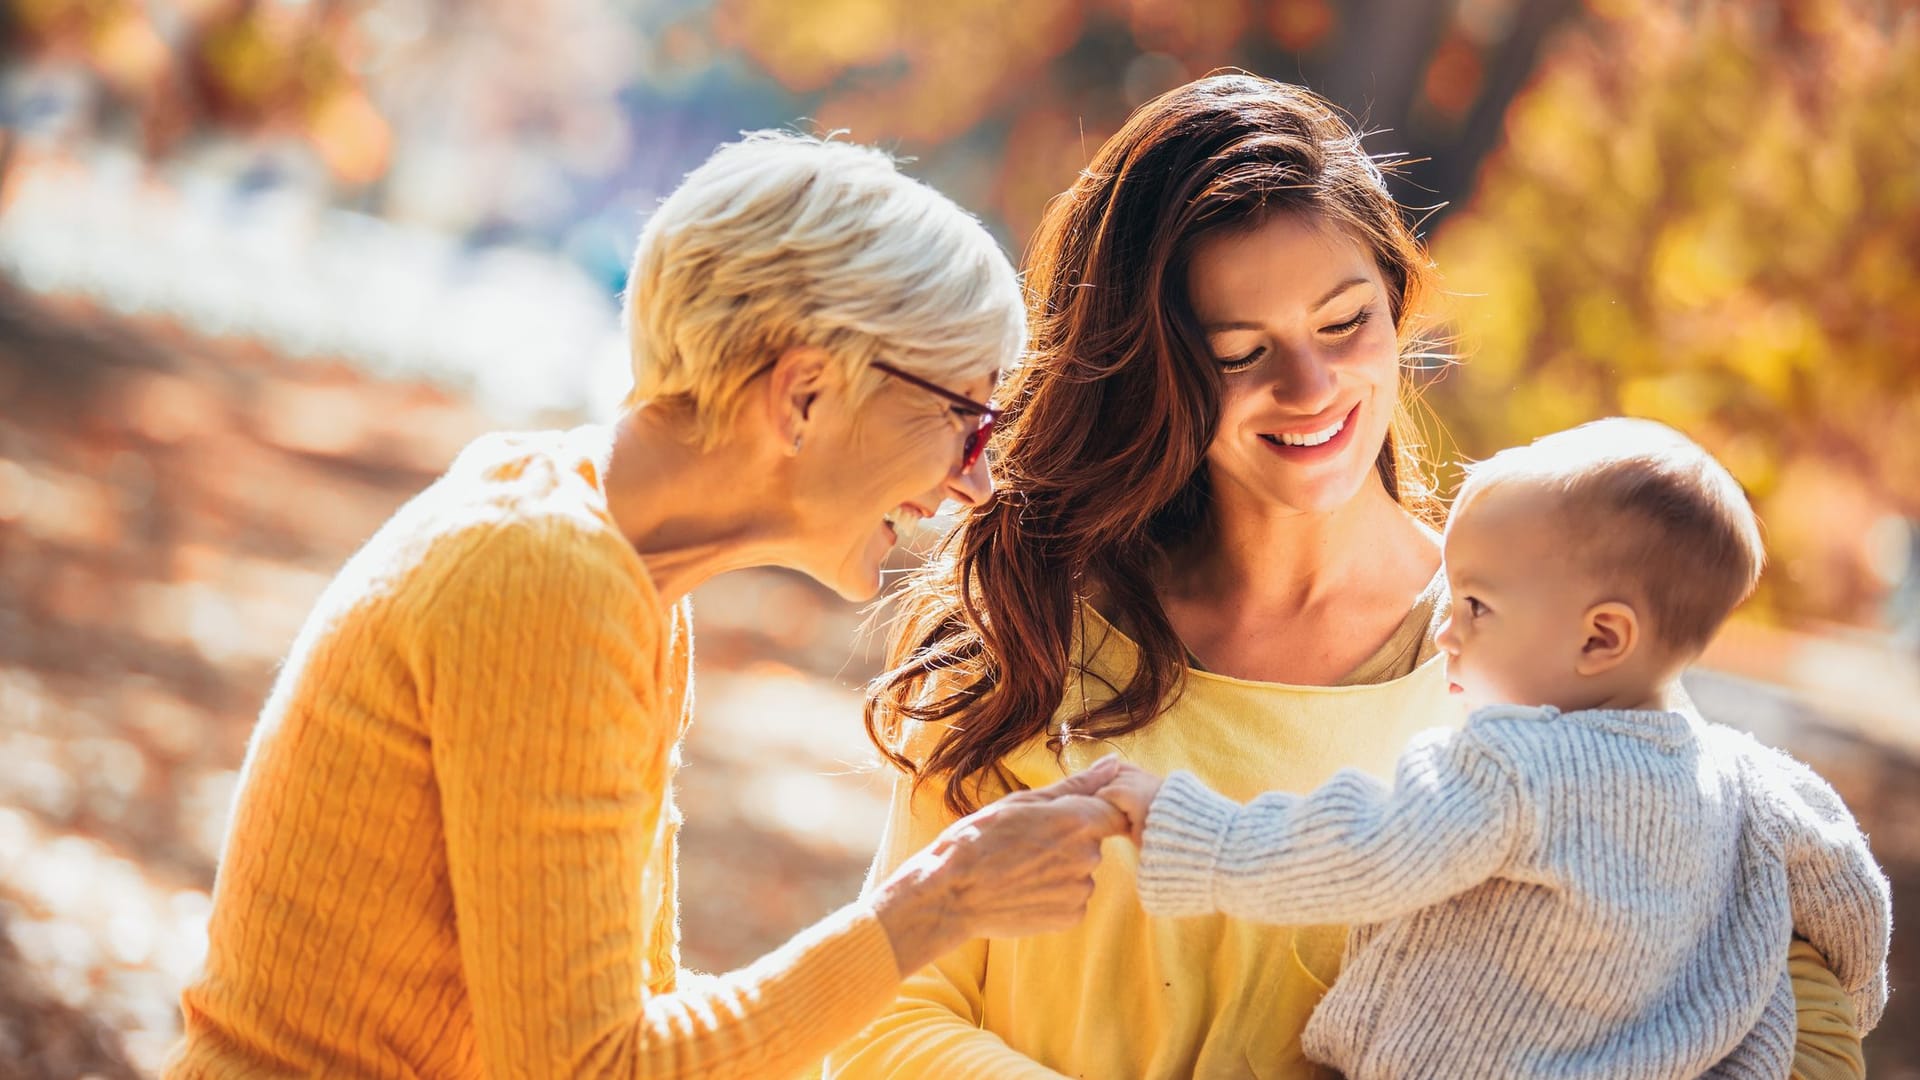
[{"x1": 948, "y1": 451, "x2": 994, "y2": 507}]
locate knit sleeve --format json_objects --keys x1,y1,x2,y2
[
  {"x1": 1752, "y1": 749, "x2": 1891, "y2": 1033},
  {"x1": 421, "y1": 518, "x2": 901, "y2": 1079},
  {"x1": 1137, "y1": 726, "x2": 1523, "y2": 924}
]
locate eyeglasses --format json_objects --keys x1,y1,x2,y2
[{"x1": 871, "y1": 360, "x2": 999, "y2": 472}]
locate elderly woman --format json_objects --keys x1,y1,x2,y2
[
  {"x1": 828, "y1": 75, "x2": 1867, "y2": 1079},
  {"x1": 164, "y1": 133, "x2": 1127, "y2": 1078}
]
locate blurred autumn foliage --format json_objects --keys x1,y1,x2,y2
[
  {"x1": 706, "y1": 0, "x2": 1587, "y2": 244},
  {"x1": 22, "y1": 0, "x2": 1898, "y2": 632},
  {"x1": 698, "y1": 0, "x2": 1920, "y2": 632},
  {"x1": 2, "y1": 0, "x2": 1918, "y2": 1076},
  {"x1": 1430, "y1": 0, "x2": 1920, "y2": 628},
  {"x1": 5, "y1": 0, "x2": 391, "y2": 180}
]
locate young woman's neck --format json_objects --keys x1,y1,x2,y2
[
  {"x1": 601, "y1": 406, "x2": 793, "y2": 603},
  {"x1": 1166, "y1": 473, "x2": 1438, "y2": 615}
]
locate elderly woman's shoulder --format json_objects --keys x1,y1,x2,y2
[
  {"x1": 333, "y1": 427, "x2": 653, "y2": 628},
  {"x1": 436, "y1": 427, "x2": 618, "y2": 531}
]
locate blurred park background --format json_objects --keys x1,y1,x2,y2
[{"x1": 0, "y1": 0, "x2": 1915, "y2": 1073}]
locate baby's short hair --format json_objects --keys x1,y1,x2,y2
[
  {"x1": 623, "y1": 130, "x2": 1025, "y2": 444},
  {"x1": 1456, "y1": 418, "x2": 1765, "y2": 655}
]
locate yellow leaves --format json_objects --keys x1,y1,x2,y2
[
  {"x1": 1725, "y1": 303, "x2": 1822, "y2": 404},
  {"x1": 1807, "y1": 138, "x2": 1864, "y2": 221},
  {"x1": 89, "y1": 7, "x2": 169, "y2": 95},
  {"x1": 714, "y1": 0, "x2": 906, "y2": 93},
  {"x1": 1497, "y1": 366, "x2": 1599, "y2": 444},
  {"x1": 1713, "y1": 431, "x2": 1777, "y2": 502},
  {"x1": 15, "y1": 0, "x2": 393, "y2": 185},
  {"x1": 9, "y1": 0, "x2": 85, "y2": 37},
  {"x1": 998, "y1": 108, "x2": 1115, "y2": 244},
  {"x1": 1111, "y1": 0, "x2": 1252, "y2": 58},
  {"x1": 716, "y1": 0, "x2": 1087, "y2": 145},
  {"x1": 1427, "y1": 0, "x2": 1920, "y2": 629},
  {"x1": 814, "y1": 0, "x2": 1085, "y2": 144},
  {"x1": 307, "y1": 87, "x2": 392, "y2": 187},
  {"x1": 1617, "y1": 371, "x2": 1719, "y2": 429},
  {"x1": 201, "y1": 16, "x2": 280, "y2": 109},
  {"x1": 14, "y1": 0, "x2": 171, "y2": 99},
  {"x1": 1851, "y1": 235, "x2": 1912, "y2": 308},
  {"x1": 1420, "y1": 32, "x2": 1484, "y2": 122},
  {"x1": 1565, "y1": 294, "x2": 1637, "y2": 365},
  {"x1": 1648, "y1": 219, "x2": 1745, "y2": 310},
  {"x1": 1431, "y1": 223, "x2": 1537, "y2": 386},
  {"x1": 1502, "y1": 73, "x2": 1607, "y2": 189},
  {"x1": 1264, "y1": 0, "x2": 1335, "y2": 52},
  {"x1": 1606, "y1": 122, "x2": 1662, "y2": 206}
]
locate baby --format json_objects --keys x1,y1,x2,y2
[{"x1": 1098, "y1": 418, "x2": 1891, "y2": 1079}]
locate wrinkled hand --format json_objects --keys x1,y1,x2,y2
[
  {"x1": 872, "y1": 755, "x2": 1131, "y2": 975},
  {"x1": 1094, "y1": 761, "x2": 1164, "y2": 846}
]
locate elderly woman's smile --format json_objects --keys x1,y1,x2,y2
[{"x1": 792, "y1": 363, "x2": 999, "y2": 599}]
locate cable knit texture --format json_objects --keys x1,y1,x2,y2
[
  {"x1": 164, "y1": 426, "x2": 900, "y2": 1079},
  {"x1": 1138, "y1": 704, "x2": 1893, "y2": 1080}
]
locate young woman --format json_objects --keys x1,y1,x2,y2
[{"x1": 829, "y1": 74, "x2": 1866, "y2": 1080}]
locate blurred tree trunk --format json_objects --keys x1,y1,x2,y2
[
  {"x1": 1305, "y1": 0, "x2": 1585, "y2": 224},
  {"x1": 1318, "y1": 0, "x2": 1457, "y2": 142},
  {"x1": 1415, "y1": 0, "x2": 1586, "y2": 219}
]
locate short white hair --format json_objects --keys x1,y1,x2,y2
[{"x1": 623, "y1": 131, "x2": 1025, "y2": 440}]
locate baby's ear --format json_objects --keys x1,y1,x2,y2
[{"x1": 1574, "y1": 601, "x2": 1639, "y2": 676}]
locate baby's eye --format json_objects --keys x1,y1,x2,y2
[{"x1": 1466, "y1": 596, "x2": 1488, "y2": 618}]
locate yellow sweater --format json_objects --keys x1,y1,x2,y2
[
  {"x1": 825, "y1": 605, "x2": 1866, "y2": 1079},
  {"x1": 166, "y1": 427, "x2": 900, "y2": 1079}
]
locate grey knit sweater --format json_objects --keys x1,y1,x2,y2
[{"x1": 1137, "y1": 705, "x2": 1891, "y2": 1080}]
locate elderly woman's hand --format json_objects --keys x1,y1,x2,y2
[{"x1": 870, "y1": 755, "x2": 1131, "y2": 976}]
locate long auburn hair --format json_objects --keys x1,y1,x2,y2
[{"x1": 868, "y1": 73, "x2": 1439, "y2": 815}]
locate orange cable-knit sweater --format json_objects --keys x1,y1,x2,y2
[{"x1": 165, "y1": 426, "x2": 901, "y2": 1079}]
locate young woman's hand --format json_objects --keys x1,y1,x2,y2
[{"x1": 871, "y1": 755, "x2": 1130, "y2": 976}]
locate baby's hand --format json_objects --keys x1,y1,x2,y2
[{"x1": 1095, "y1": 762, "x2": 1164, "y2": 846}]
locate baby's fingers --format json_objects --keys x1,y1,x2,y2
[{"x1": 1094, "y1": 782, "x2": 1150, "y2": 845}]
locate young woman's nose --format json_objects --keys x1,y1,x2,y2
[{"x1": 1267, "y1": 343, "x2": 1340, "y2": 413}]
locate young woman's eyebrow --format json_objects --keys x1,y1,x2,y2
[
  {"x1": 1313, "y1": 277, "x2": 1373, "y2": 309},
  {"x1": 1201, "y1": 278, "x2": 1375, "y2": 331}
]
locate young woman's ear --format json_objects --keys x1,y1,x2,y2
[{"x1": 1574, "y1": 601, "x2": 1639, "y2": 676}]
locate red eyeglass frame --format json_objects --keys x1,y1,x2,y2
[{"x1": 871, "y1": 361, "x2": 999, "y2": 472}]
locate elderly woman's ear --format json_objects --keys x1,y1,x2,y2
[{"x1": 765, "y1": 346, "x2": 834, "y2": 454}]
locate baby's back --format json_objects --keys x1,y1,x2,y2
[{"x1": 1309, "y1": 706, "x2": 1798, "y2": 1079}]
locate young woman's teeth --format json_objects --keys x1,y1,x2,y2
[{"x1": 1269, "y1": 416, "x2": 1345, "y2": 447}]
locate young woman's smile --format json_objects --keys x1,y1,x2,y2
[{"x1": 1187, "y1": 212, "x2": 1401, "y2": 516}]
